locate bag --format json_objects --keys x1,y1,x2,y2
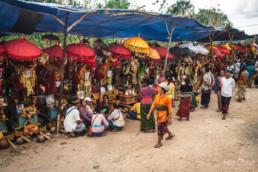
[{"x1": 87, "y1": 114, "x2": 99, "y2": 136}]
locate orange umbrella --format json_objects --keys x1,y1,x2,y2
[
  {"x1": 123, "y1": 36, "x2": 150, "y2": 54},
  {"x1": 146, "y1": 47, "x2": 160, "y2": 62}
]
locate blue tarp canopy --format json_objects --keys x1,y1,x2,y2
[{"x1": 0, "y1": 0, "x2": 217, "y2": 42}]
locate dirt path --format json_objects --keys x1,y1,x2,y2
[{"x1": 0, "y1": 88, "x2": 257, "y2": 172}]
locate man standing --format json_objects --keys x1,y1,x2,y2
[
  {"x1": 201, "y1": 68, "x2": 215, "y2": 109},
  {"x1": 221, "y1": 70, "x2": 235, "y2": 120},
  {"x1": 64, "y1": 99, "x2": 86, "y2": 137},
  {"x1": 214, "y1": 70, "x2": 225, "y2": 112}
]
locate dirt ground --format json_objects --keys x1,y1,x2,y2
[{"x1": 0, "y1": 88, "x2": 258, "y2": 172}]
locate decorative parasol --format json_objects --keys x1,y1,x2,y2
[
  {"x1": 43, "y1": 44, "x2": 66, "y2": 58},
  {"x1": 233, "y1": 44, "x2": 244, "y2": 51},
  {"x1": 146, "y1": 47, "x2": 160, "y2": 62},
  {"x1": 155, "y1": 47, "x2": 172, "y2": 59},
  {"x1": 220, "y1": 43, "x2": 231, "y2": 50},
  {"x1": 169, "y1": 46, "x2": 193, "y2": 56},
  {"x1": 0, "y1": 44, "x2": 6, "y2": 56},
  {"x1": 3, "y1": 38, "x2": 42, "y2": 61},
  {"x1": 219, "y1": 47, "x2": 231, "y2": 55},
  {"x1": 247, "y1": 45, "x2": 256, "y2": 51},
  {"x1": 107, "y1": 44, "x2": 131, "y2": 60},
  {"x1": 194, "y1": 45, "x2": 208, "y2": 55},
  {"x1": 42, "y1": 34, "x2": 60, "y2": 42},
  {"x1": 123, "y1": 36, "x2": 150, "y2": 54},
  {"x1": 213, "y1": 49, "x2": 223, "y2": 57},
  {"x1": 66, "y1": 43, "x2": 95, "y2": 63},
  {"x1": 179, "y1": 42, "x2": 198, "y2": 54}
]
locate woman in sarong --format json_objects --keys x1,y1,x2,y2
[
  {"x1": 176, "y1": 78, "x2": 193, "y2": 121},
  {"x1": 236, "y1": 67, "x2": 247, "y2": 102},
  {"x1": 138, "y1": 78, "x2": 155, "y2": 132},
  {"x1": 147, "y1": 83, "x2": 174, "y2": 148}
]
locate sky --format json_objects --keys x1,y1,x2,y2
[{"x1": 134, "y1": 0, "x2": 258, "y2": 35}]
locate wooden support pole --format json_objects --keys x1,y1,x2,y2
[
  {"x1": 56, "y1": 113, "x2": 61, "y2": 135},
  {"x1": 163, "y1": 22, "x2": 176, "y2": 74},
  {"x1": 58, "y1": 12, "x2": 70, "y2": 112}
]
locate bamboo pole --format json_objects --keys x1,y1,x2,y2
[
  {"x1": 163, "y1": 21, "x2": 176, "y2": 74},
  {"x1": 7, "y1": 139, "x2": 17, "y2": 150},
  {"x1": 58, "y1": 12, "x2": 70, "y2": 112},
  {"x1": 21, "y1": 135, "x2": 30, "y2": 143}
]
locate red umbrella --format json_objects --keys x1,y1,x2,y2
[
  {"x1": 107, "y1": 44, "x2": 131, "y2": 60},
  {"x1": 213, "y1": 49, "x2": 223, "y2": 57},
  {"x1": 66, "y1": 43, "x2": 95, "y2": 63},
  {"x1": 43, "y1": 44, "x2": 66, "y2": 58},
  {"x1": 219, "y1": 47, "x2": 231, "y2": 55},
  {"x1": 233, "y1": 44, "x2": 244, "y2": 51},
  {"x1": 0, "y1": 45, "x2": 6, "y2": 56},
  {"x1": 3, "y1": 38, "x2": 42, "y2": 61},
  {"x1": 155, "y1": 47, "x2": 172, "y2": 59}
]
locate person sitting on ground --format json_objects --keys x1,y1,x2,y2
[
  {"x1": 85, "y1": 97, "x2": 94, "y2": 114},
  {"x1": 91, "y1": 106, "x2": 109, "y2": 136},
  {"x1": 79, "y1": 99, "x2": 92, "y2": 129},
  {"x1": 100, "y1": 95, "x2": 111, "y2": 114},
  {"x1": 64, "y1": 98, "x2": 86, "y2": 137},
  {"x1": 127, "y1": 102, "x2": 141, "y2": 120},
  {"x1": 107, "y1": 104, "x2": 125, "y2": 132}
]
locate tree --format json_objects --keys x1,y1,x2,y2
[
  {"x1": 105, "y1": 0, "x2": 130, "y2": 9},
  {"x1": 166, "y1": 0, "x2": 194, "y2": 16},
  {"x1": 195, "y1": 8, "x2": 232, "y2": 27}
]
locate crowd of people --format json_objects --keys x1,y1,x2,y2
[{"x1": 62, "y1": 56, "x2": 258, "y2": 148}]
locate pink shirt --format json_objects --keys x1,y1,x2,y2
[{"x1": 91, "y1": 114, "x2": 109, "y2": 133}]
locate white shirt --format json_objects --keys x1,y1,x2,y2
[
  {"x1": 255, "y1": 61, "x2": 258, "y2": 72},
  {"x1": 221, "y1": 77, "x2": 235, "y2": 97},
  {"x1": 108, "y1": 109, "x2": 125, "y2": 127},
  {"x1": 234, "y1": 62, "x2": 241, "y2": 73},
  {"x1": 64, "y1": 106, "x2": 81, "y2": 132},
  {"x1": 86, "y1": 105, "x2": 93, "y2": 114}
]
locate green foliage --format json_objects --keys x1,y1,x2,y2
[
  {"x1": 105, "y1": 0, "x2": 130, "y2": 9},
  {"x1": 166, "y1": 0, "x2": 194, "y2": 16},
  {"x1": 195, "y1": 8, "x2": 232, "y2": 27}
]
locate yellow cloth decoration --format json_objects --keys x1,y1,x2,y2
[
  {"x1": 147, "y1": 47, "x2": 160, "y2": 61},
  {"x1": 124, "y1": 36, "x2": 150, "y2": 54},
  {"x1": 220, "y1": 43, "x2": 231, "y2": 50}
]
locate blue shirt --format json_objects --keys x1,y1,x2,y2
[{"x1": 246, "y1": 65, "x2": 255, "y2": 77}]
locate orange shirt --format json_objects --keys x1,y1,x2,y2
[{"x1": 150, "y1": 94, "x2": 172, "y2": 123}]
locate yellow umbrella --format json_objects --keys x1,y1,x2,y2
[
  {"x1": 205, "y1": 45, "x2": 217, "y2": 53},
  {"x1": 220, "y1": 43, "x2": 231, "y2": 50},
  {"x1": 123, "y1": 36, "x2": 150, "y2": 54},
  {"x1": 147, "y1": 47, "x2": 160, "y2": 62}
]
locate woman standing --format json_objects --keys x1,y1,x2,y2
[
  {"x1": 176, "y1": 78, "x2": 193, "y2": 121},
  {"x1": 167, "y1": 77, "x2": 176, "y2": 107},
  {"x1": 236, "y1": 67, "x2": 247, "y2": 102},
  {"x1": 138, "y1": 78, "x2": 155, "y2": 132},
  {"x1": 147, "y1": 83, "x2": 174, "y2": 148}
]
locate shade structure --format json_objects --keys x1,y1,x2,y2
[
  {"x1": 43, "y1": 44, "x2": 66, "y2": 58},
  {"x1": 0, "y1": 44, "x2": 6, "y2": 56},
  {"x1": 213, "y1": 49, "x2": 223, "y2": 57},
  {"x1": 107, "y1": 44, "x2": 131, "y2": 60},
  {"x1": 66, "y1": 43, "x2": 95, "y2": 62},
  {"x1": 179, "y1": 42, "x2": 198, "y2": 54},
  {"x1": 220, "y1": 43, "x2": 231, "y2": 50},
  {"x1": 42, "y1": 34, "x2": 60, "y2": 42},
  {"x1": 3, "y1": 38, "x2": 42, "y2": 61},
  {"x1": 169, "y1": 46, "x2": 193, "y2": 56},
  {"x1": 219, "y1": 47, "x2": 231, "y2": 55},
  {"x1": 155, "y1": 47, "x2": 172, "y2": 59},
  {"x1": 147, "y1": 47, "x2": 160, "y2": 62},
  {"x1": 193, "y1": 45, "x2": 208, "y2": 55},
  {"x1": 123, "y1": 36, "x2": 150, "y2": 54}
]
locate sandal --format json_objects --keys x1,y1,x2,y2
[
  {"x1": 154, "y1": 144, "x2": 163, "y2": 148},
  {"x1": 68, "y1": 133, "x2": 77, "y2": 138},
  {"x1": 165, "y1": 134, "x2": 175, "y2": 140}
]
